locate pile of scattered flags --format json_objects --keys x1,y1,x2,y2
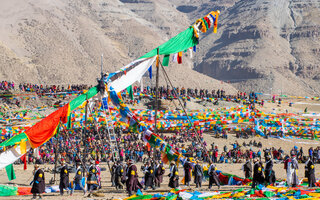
[{"x1": 120, "y1": 186, "x2": 320, "y2": 200}]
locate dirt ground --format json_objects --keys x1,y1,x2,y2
[
  {"x1": 1, "y1": 132, "x2": 320, "y2": 200},
  {"x1": 0, "y1": 162, "x2": 314, "y2": 200},
  {"x1": 0, "y1": 98, "x2": 320, "y2": 199}
]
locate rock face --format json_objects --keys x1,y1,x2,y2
[
  {"x1": 174, "y1": 0, "x2": 320, "y2": 96},
  {"x1": 0, "y1": 0, "x2": 319, "y2": 96}
]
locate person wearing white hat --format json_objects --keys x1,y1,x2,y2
[{"x1": 287, "y1": 153, "x2": 299, "y2": 187}]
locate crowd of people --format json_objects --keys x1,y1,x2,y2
[
  {"x1": 10, "y1": 125, "x2": 319, "y2": 198},
  {"x1": 0, "y1": 80, "x2": 90, "y2": 95},
  {"x1": 1, "y1": 80, "x2": 257, "y2": 101},
  {"x1": 1, "y1": 81, "x2": 318, "y2": 198},
  {"x1": 127, "y1": 85, "x2": 260, "y2": 106},
  {"x1": 0, "y1": 81, "x2": 15, "y2": 91}
]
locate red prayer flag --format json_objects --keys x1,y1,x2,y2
[
  {"x1": 25, "y1": 103, "x2": 70, "y2": 148},
  {"x1": 20, "y1": 154, "x2": 27, "y2": 170},
  {"x1": 177, "y1": 52, "x2": 182, "y2": 64}
]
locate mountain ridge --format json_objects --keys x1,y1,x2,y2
[{"x1": 0, "y1": 0, "x2": 319, "y2": 96}]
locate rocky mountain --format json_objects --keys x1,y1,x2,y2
[
  {"x1": 0, "y1": 0, "x2": 319, "y2": 96},
  {"x1": 174, "y1": 0, "x2": 320, "y2": 96}
]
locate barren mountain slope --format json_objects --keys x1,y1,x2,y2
[
  {"x1": 1, "y1": 0, "x2": 319, "y2": 96},
  {"x1": 174, "y1": 0, "x2": 320, "y2": 96},
  {"x1": 0, "y1": 0, "x2": 237, "y2": 93}
]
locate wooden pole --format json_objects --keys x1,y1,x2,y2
[
  {"x1": 53, "y1": 122, "x2": 62, "y2": 184},
  {"x1": 154, "y1": 48, "x2": 160, "y2": 133},
  {"x1": 53, "y1": 135, "x2": 59, "y2": 183},
  {"x1": 81, "y1": 94, "x2": 88, "y2": 177}
]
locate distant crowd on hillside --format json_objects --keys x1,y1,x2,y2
[
  {"x1": 131, "y1": 86, "x2": 258, "y2": 101},
  {"x1": 0, "y1": 80, "x2": 91, "y2": 94},
  {"x1": 1, "y1": 81, "x2": 262, "y2": 108},
  {"x1": 123, "y1": 86, "x2": 261, "y2": 108}
]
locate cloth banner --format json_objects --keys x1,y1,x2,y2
[
  {"x1": 108, "y1": 57, "x2": 156, "y2": 93},
  {"x1": 148, "y1": 66, "x2": 152, "y2": 79},
  {"x1": 127, "y1": 85, "x2": 134, "y2": 100},
  {"x1": 0, "y1": 142, "x2": 30, "y2": 170},
  {"x1": 25, "y1": 104, "x2": 69, "y2": 148},
  {"x1": 5, "y1": 164, "x2": 16, "y2": 181},
  {"x1": 162, "y1": 54, "x2": 170, "y2": 66}
]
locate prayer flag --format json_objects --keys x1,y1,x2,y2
[
  {"x1": 172, "y1": 53, "x2": 178, "y2": 63},
  {"x1": 177, "y1": 52, "x2": 182, "y2": 64},
  {"x1": 189, "y1": 48, "x2": 193, "y2": 58},
  {"x1": 20, "y1": 140, "x2": 27, "y2": 154},
  {"x1": 193, "y1": 46, "x2": 197, "y2": 52},
  {"x1": 25, "y1": 103, "x2": 70, "y2": 148},
  {"x1": 127, "y1": 85, "x2": 134, "y2": 100},
  {"x1": 148, "y1": 66, "x2": 152, "y2": 79},
  {"x1": 5, "y1": 164, "x2": 16, "y2": 181},
  {"x1": 102, "y1": 97, "x2": 109, "y2": 109},
  {"x1": 21, "y1": 154, "x2": 27, "y2": 170},
  {"x1": 162, "y1": 54, "x2": 170, "y2": 66}
]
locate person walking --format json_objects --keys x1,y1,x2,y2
[
  {"x1": 143, "y1": 161, "x2": 155, "y2": 190},
  {"x1": 208, "y1": 161, "x2": 220, "y2": 189},
  {"x1": 59, "y1": 160, "x2": 69, "y2": 195},
  {"x1": 87, "y1": 160, "x2": 98, "y2": 197},
  {"x1": 111, "y1": 161, "x2": 117, "y2": 187},
  {"x1": 115, "y1": 161, "x2": 124, "y2": 190},
  {"x1": 252, "y1": 158, "x2": 264, "y2": 188},
  {"x1": 242, "y1": 158, "x2": 252, "y2": 179},
  {"x1": 265, "y1": 155, "x2": 275, "y2": 185},
  {"x1": 154, "y1": 161, "x2": 165, "y2": 188},
  {"x1": 95, "y1": 161, "x2": 102, "y2": 189},
  {"x1": 183, "y1": 158, "x2": 193, "y2": 186},
  {"x1": 71, "y1": 162, "x2": 86, "y2": 196},
  {"x1": 287, "y1": 154, "x2": 299, "y2": 187},
  {"x1": 194, "y1": 160, "x2": 204, "y2": 188},
  {"x1": 31, "y1": 164, "x2": 45, "y2": 199},
  {"x1": 168, "y1": 161, "x2": 179, "y2": 189},
  {"x1": 126, "y1": 159, "x2": 142, "y2": 196},
  {"x1": 305, "y1": 156, "x2": 316, "y2": 187}
]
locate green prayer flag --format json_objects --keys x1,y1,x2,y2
[
  {"x1": 5, "y1": 164, "x2": 16, "y2": 181},
  {"x1": 126, "y1": 85, "x2": 134, "y2": 100},
  {"x1": 264, "y1": 191, "x2": 275, "y2": 197},
  {"x1": 0, "y1": 185, "x2": 18, "y2": 196},
  {"x1": 166, "y1": 194, "x2": 177, "y2": 200},
  {"x1": 56, "y1": 123, "x2": 61, "y2": 136},
  {"x1": 129, "y1": 195, "x2": 153, "y2": 200},
  {"x1": 162, "y1": 54, "x2": 170, "y2": 66},
  {"x1": 140, "y1": 27, "x2": 199, "y2": 58}
]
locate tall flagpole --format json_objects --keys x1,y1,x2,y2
[
  {"x1": 101, "y1": 54, "x2": 104, "y2": 79},
  {"x1": 154, "y1": 48, "x2": 160, "y2": 133}
]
